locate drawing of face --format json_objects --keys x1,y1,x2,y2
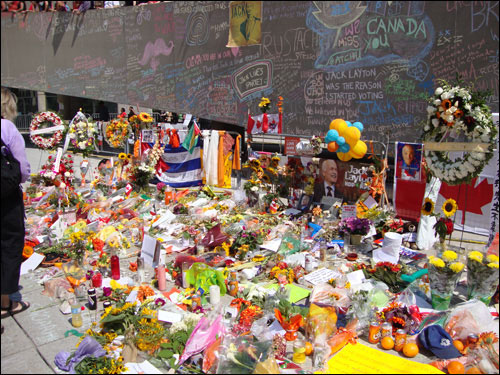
[
  {"x1": 402, "y1": 145, "x2": 415, "y2": 165},
  {"x1": 322, "y1": 159, "x2": 338, "y2": 186}
]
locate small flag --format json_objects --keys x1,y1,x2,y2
[{"x1": 182, "y1": 120, "x2": 200, "y2": 154}]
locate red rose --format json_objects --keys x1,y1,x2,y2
[{"x1": 444, "y1": 218, "x2": 454, "y2": 234}]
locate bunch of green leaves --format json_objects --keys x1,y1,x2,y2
[
  {"x1": 362, "y1": 262, "x2": 409, "y2": 294},
  {"x1": 275, "y1": 297, "x2": 309, "y2": 320},
  {"x1": 74, "y1": 355, "x2": 125, "y2": 374},
  {"x1": 217, "y1": 337, "x2": 271, "y2": 374},
  {"x1": 157, "y1": 323, "x2": 197, "y2": 369}
]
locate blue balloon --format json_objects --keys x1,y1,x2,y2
[
  {"x1": 337, "y1": 136, "x2": 345, "y2": 146},
  {"x1": 353, "y1": 122, "x2": 364, "y2": 132},
  {"x1": 346, "y1": 121, "x2": 353, "y2": 127},
  {"x1": 339, "y1": 143, "x2": 350, "y2": 153},
  {"x1": 325, "y1": 129, "x2": 339, "y2": 143}
]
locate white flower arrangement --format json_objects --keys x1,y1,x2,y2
[
  {"x1": 68, "y1": 114, "x2": 98, "y2": 156},
  {"x1": 423, "y1": 79, "x2": 498, "y2": 185}
]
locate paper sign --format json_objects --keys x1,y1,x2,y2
[
  {"x1": 342, "y1": 205, "x2": 357, "y2": 219},
  {"x1": 123, "y1": 360, "x2": 164, "y2": 374},
  {"x1": 285, "y1": 137, "x2": 300, "y2": 156},
  {"x1": 141, "y1": 234, "x2": 160, "y2": 267},
  {"x1": 158, "y1": 310, "x2": 183, "y2": 323},
  {"x1": 182, "y1": 114, "x2": 193, "y2": 126},
  {"x1": 152, "y1": 210, "x2": 177, "y2": 228},
  {"x1": 402, "y1": 232, "x2": 417, "y2": 242},
  {"x1": 53, "y1": 147, "x2": 63, "y2": 173},
  {"x1": 125, "y1": 290, "x2": 138, "y2": 303},
  {"x1": 322, "y1": 343, "x2": 444, "y2": 374},
  {"x1": 20, "y1": 253, "x2": 45, "y2": 275},
  {"x1": 372, "y1": 248, "x2": 399, "y2": 264},
  {"x1": 346, "y1": 270, "x2": 366, "y2": 286},
  {"x1": 61, "y1": 211, "x2": 77, "y2": 226},
  {"x1": 264, "y1": 283, "x2": 311, "y2": 304},
  {"x1": 363, "y1": 195, "x2": 378, "y2": 209},
  {"x1": 260, "y1": 238, "x2": 282, "y2": 252},
  {"x1": 303, "y1": 267, "x2": 341, "y2": 286}
]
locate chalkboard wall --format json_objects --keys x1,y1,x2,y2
[{"x1": 1, "y1": 1, "x2": 498, "y2": 142}]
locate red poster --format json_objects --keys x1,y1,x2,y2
[{"x1": 285, "y1": 137, "x2": 300, "y2": 156}]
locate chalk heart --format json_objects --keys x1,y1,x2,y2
[{"x1": 231, "y1": 47, "x2": 239, "y2": 57}]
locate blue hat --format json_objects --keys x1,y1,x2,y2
[{"x1": 417, "y1": 325, "x2": 461, "y2": 359}]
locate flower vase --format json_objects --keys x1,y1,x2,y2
[
  {"x1": 428, "y1": 264, "x2": 462, "y2": 310},
  {"x1": 247, "y1": 190, "x2": 259, "y2": 208},
  {"x1": 350, "y1": 234, "x2": 363, "y2": 245},
  {"x1": 467, "y1": 258, "x2": 499, "y2": 305}
]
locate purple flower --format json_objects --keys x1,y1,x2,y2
[
  {"x1": 156, "y1": 182, "x2": 166, "y2": 192},
  {"x1": 155, "y1": 298, "x2": 166, "y2": 306},
  {"x1": 103, "y1": 287, "x2": 112, "y2": 297}
]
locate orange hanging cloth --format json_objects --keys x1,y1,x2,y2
[
  {"x1": 170, "y1": 129, "x2": 180, "y2": 148},
  {"x1": 232, "y1": 135, "x2": 241, "y2": 170},
  {"x1": 217, "y1": 131, "x2": 225, "y2": 187}
]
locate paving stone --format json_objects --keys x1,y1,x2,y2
[
  {"x1": 38, "y1": 335, "x2": 81, "y2": 373},
  {"x1": 11, "y1": 288, "x2": 59, "y2": 313},
  {"x1": 0, "y1": 347, "x2": 54, "y2": 374},
  {"x1": 0, "y1": 315, "x2": 35, "y2": 358}
]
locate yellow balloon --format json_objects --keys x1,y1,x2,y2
[
  {"x1": 337, "y1": 152, "x2": 352, "y2": 162},
  {"x1": 344, "y1": 126, "x2": 361, "y2": 146},
  {"x1": 329, "y1": 118, "x2": 347, "y2": 131},
  {"x1": 350, "y1": 140, "x2": 367, "y2": 159}
]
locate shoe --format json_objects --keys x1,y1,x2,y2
[{"x1": 8, "y1": 301, "x2": 30, "y2": 316}]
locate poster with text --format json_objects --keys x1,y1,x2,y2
[
  {"x1": 395, "y1": 142, "x2": 422, "y2": 181},
  {"x1": 227, "y1": 1, "x2": 262, "y2": 47}
]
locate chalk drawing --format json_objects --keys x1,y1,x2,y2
[
  {"x1": 185, "y1": 11, "x2": 210, "y2": 46},
  {"x1": 138, "y1": 39, "x2": 174, "y2": 71}
]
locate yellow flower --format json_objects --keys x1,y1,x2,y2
[
  {"x1": 138, "y1": 112, "x2": 153, "y2": 123},
  {"x1": 468, "y1": 251, "x2": 484, "y2": 263},
  {"x1": 450, "y1": 262, "x2": 465, "y2": 273},
  {"x1": 118, "y1": 153, "x2": 127, "y2": 160},
  {"x1": 430, "y1": 257, "x2": 445, "y2": 268},
  {"x1": 442, "y1": 198, "x2": 458, "y2": 217},
  {"x1": 129, "y1": 115, "x2": 137, "y2": 123},
  {"x1": 250, "y1": 159, "x2": 261, "y2": 168},
  {"x1": 486, "y1": 254, "x2": 499, "y2": 263},
  {"x1": 487, "y1": 262, "x2": 499, "y2": 269},
  {"x1": 421, "y1": 198, "x2": 435, "y2": 216},
  {"x1": 442, "y1": 250, "x2": 458, "y2": 262}
]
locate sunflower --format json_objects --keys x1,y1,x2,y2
[
  {"x1": 442, "y1": 99, "x2": 452, "y2": 110},
  {"x1": 262, "y1": 174, "x2": 271, "y2": 183},
  {"x1": 138, "y1": 112, "x2": 153, "y2": 123},
  {"x1": 118, "y1": 153, "x2": 127, "y2": 160},
  {"x1": 129, "y1": 115, "x2": 138, "y2": 123},
  {"x1": 250, "y1": 159, "x2": 261, "y2": 168},
  {"x1": 442, "y1": 198, "x2": 458, "y2": 217},
  {"x1": 421, "y1": 198, "x2": 435, "y2": 216},
  {"x1": 126, "y1": 154, "x2": 132, "y2": 160}
]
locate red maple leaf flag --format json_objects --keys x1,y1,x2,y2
[{"x1": 438, "y1": 177, "x2": 493, "y2": 225}]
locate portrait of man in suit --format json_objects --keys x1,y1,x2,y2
[{"x1": 312, "y1": 159, "x2": 344, "y2": 205}]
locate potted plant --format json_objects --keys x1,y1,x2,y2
[{"x1": 338, "y1": 217, "x2": 372, "y2": 245}]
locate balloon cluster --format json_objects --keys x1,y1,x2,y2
[{"x1": 325, "y1": 119, "x2": 367, "y2": 162}]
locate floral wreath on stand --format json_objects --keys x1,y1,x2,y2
[
  {"x1": 38, "y1": 153, "x2": 75, "y2": 185},
  {"x1": 105, "y1": 118, "x2": 131, "y2": 148},
  {"x1": 30, "y1": 111, "x2": 65, "y2": 150},
  {"x1": 423, "y1": 77, "x2": 498, "y2": 185},
  {"x1": 67, "y1": 111, "x2": 98, "y2": 157}
]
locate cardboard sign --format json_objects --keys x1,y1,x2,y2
[
  {"x1": 285, "y1": 137, "x2": 300, "y2": 156},
  {"x1": 342, "y1": 205, "x2": 357, "y2": 219},
  {"x1": 141, "y1": 235, "x2": 161, "y2": 267}
]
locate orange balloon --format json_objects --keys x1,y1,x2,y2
[
  {"x1": 344, "y1": 126, "x2": 361, "y2": 146},
  {"x1": 327, "y1": 142, "x2": 339, "y2": 152},
  {"x1": 337, "y1": 152, "x2": 352, "y2": 162},
  {"x1": 350, "y1": 140, "x2": 367, "y2": 159},
  {"x1": 329, "y1": 118, "x2": 346, "y2": 131}
]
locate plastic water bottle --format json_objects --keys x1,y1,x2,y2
[{"x1": 71, "y1": 300, "x2": 83, "y2": 328}]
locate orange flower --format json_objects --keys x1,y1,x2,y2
[
  {"x1": 454, "y1": 109, "x2": 463, "y2": 118},
  {"x1": 442, "y1": 99, "x2": 452, "y2": 110},
  {"x1": 435, "y1": 111, "x2": 441, "y2": 119},
  {"x1": 129, "y1": 262, "x2": 138, "y2": 272}
]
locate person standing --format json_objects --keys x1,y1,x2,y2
[
  {"x1": 97, "y1": 101, "x2": 110, "y2": 122},
  {"x1": 1, "y1": 87, "x2": 31, "y2": 324},
  {"x1": 128, "y1": 106, "x2": 136, "y2": 120}
]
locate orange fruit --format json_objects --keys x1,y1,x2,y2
[
  {"x1": 453, "y1": 340, "x2": 464, "y2": 352},
  {"x1": 381, "y1": 336, "x2": 395, "y2": 350},
  {"x1": 447, "y1": 361, "x2": 465, "y2": 374},
  {"x1": 402, "y1": 342, "x2": 419, "y2": 358},
  {"x1": 305, "y1": 342, "x2": 314, "y2": 356},
  {"x1": 465, "y1": 367, "x2": 482, "y2": 374}
]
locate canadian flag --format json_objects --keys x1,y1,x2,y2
[{"x1": 247, "y1": 113, "x2": 282, "y2": 135}]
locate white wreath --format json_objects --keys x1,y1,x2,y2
[
  {"x1": 423, "y1": 82, "x2": 497, "y2": 185},
  {"x1": 30, "y1": 111, "x2": 65, "y2": 150}
]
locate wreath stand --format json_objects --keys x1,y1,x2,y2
[
  {"x1": 422, "y1": 141, "x2": 491, "y2": 251},
  {"x1": 65, "y1": 110, "x2": 93, "y2": 186}
]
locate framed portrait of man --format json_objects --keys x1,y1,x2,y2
[{"x1": 395, "y1": 142, "x2": 422, "y2": 181}]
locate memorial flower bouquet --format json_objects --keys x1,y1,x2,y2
[
  {"x1": 129, "y1": 112, "x2": 154, "y2": 138},
  {"x1": 258, "y1": 97, "x2": 271, "y2": 113},
  {"x1": 466, "y1": 251, "x2": 499, "y2": 304},
  {"x1": 129, "y1": 141, "x2": 163, "y2": 190},
  {"x1": 427, "y1": 251, "x2": 465, "y2": 310},
  {"x1": 38, "y1": 153, "x2": 75, "y2": 186},
  {"x1": 338, "y1": 217, "x2": 372, "y2": 236},
  {"x1": 67, "y1": 113, "x2": 98, "y2": 157}
]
